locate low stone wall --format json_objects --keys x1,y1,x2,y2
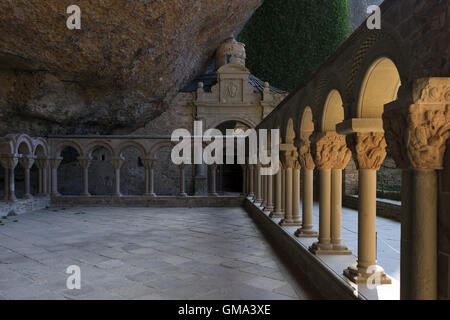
[
  {"x1": 51, "y1": 195, "x2": 244, "y2": 208},
  {"x1": 0, "y1": 196, "x2": 50, "y2": 216},
  {"x1": 244, "y1": 198, "x2": 400, "y2": 300},
  {"x1": 343, "y1": 195, "x2": 401, "y2": 222}
]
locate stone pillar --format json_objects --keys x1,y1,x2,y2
[
  {"x1": 143, "y1": 158, "x2": 156, "y2": 197},
  {"x1": 270, "y1": 164, "x2": 283, "y2": 218},
  {"x1": 295, "y1": 136, "x2": 317, "y2": 237},
  {"x1": 280, "y1": 148, "x2": 301, "y2": 226},
  {"x1": 343, "y1": 132, "x2": 391, "y2": 284},
  {"x1": 49, "y1": 157, "x2": 63, "y2": 196},
  {"x1": 77, "y1": 157, "x2": 92, "y2": 196},
  {"x1": 281, "y1": 168, "x2": 285, "y2": 214},
  {"x1": 178, "y1": 163, "x2": 187, "y2": 197},
  {"x1": 35, "y1": 158, "x2": 49, "y2": 196},
  {"x1": 209, "y1": 164, "x2": 218, "y2": 196},
  {"x1": 241, "y1": 165, "x2": 247, "y2": 196},
  {"x1": 255, "y1": 163, "x2": 262, "y2": 203},
  {"x1": 291, "y1": 164, "x2": 301, "y2": 224},
  {"x1": 248, "y1": 165, "x2": 254, "y2": 198},
  {"x1": 111, "y1": 157, "x2": 124, "y2": 197},
  {"x1": 0, "y1": 155, "x2": 18, "y2": 201},
  {"x1": 309, "y1": 132, "x2": 351, "y2": 254},
  {"x1": 261, "y1": 174, "x2": 266, "y2": 207},
  {"x1": 382, "y1": 78, "x2": 450, "y2": 298},
  {"x1": 19, "y1": 155, "x2": 35, "y2": 199},
  {"x1": 265, "y1": 171, "x2": 274, "y2": 211}
]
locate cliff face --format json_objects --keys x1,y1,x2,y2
[{"x1": 0, "y1": 0, "x2": 262, "y2": 135}]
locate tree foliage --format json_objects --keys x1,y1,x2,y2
[{"x1": 237, "y1": 0, "x2": 351, "y2": 91}]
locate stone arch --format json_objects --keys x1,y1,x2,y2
[
  {"x1": 116, "y1": 141, "x2": 147, "y2": 158},
  {"x1": 85, "y1": 141, "x2": 114, "y2": 158},
  {"x1": 54, "y1": 140, "x2": 84, "y2": 158},
  {"x1": 345, "y1": 29, "x2": 407, "y2": 118},
  {"x1": 149, "y1": 141, "x2": 174, "y2": 160},
  {"x1": 33, "y1": 139, "x2": 49, "y2": 158},
  {"x1": 321, "y1": 89, "x2": 345, "y2": 132},
  {"x1": 15, "y1": 134, "x2": 33, "y2": 156},
  {"x1": 356, "y1": 57, "x2": 401, "y2": 119},
  {"x1": 209, "y1": 117, "x2": 256, "y2": 131}
]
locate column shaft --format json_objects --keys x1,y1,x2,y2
[
  {"x1": 310, "y1": 169, "x2": 332, "y2": 253},
  {"x1": 270, "y1": 167, "x2": 283, "y2": 218},
  {"x1": 331, "y1": 169, "x2": 351, "y2": 254},
  {"x1": 296, "y1": 168, "x2": 318, "y2": 237},
  {"x1": 291, "y1": 167, "x2": 301, "y2": 224},
  {"x1": 4, "y1": 167, "x2": 9, "y2": 200},
  {"x1": 179, "y1": 165, "x2": 187, "y2": 197},
  {"x1": 248, "y1": 166, "x2": 254, "y2": 197}
]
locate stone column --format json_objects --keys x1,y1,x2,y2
[
  {"x1": 281, "y1": 168, "x2": 285, "y2": 214},
  {"x1": 178, "y1": 163, "x2": 187, "y2": 197},
  {"x1": 77, "y1": 157, "x2": 92, "y2": 196},
  {"x1": 143, "y1": 158, "x2": 156, "y2": 197},
  {"x1": 241, "y1": 165, "x2": 247, "y2": 196},
  {"x1": 209, "y1": 164, "x2": 218, "y2": 196},
  {"x1": 19, "y1": 155, "x2": 35, "y2": 199},
  {"x1": 255, "y1": 163, "x2": 262, "y2": 203},
  {"x1": 248, "y1": 165, "x2": 254, "y2": 198},
  {"x1": 382, "y1": 78, "x2": 450, "y2": 298},
  {"x1": 291, "y1": 163, "x2": 302, "y2": 224},
  {"x1": 270, "y1": 164, "x2": 283, "y2": 218},
  {"x1": 343, "y1": 133, "x2": 391, "y2": 284},
  {"x1": 265, "y1": 170, "x2": 274, "y2": 212},
  {"x1": 262, "y1": 174, "x2": 268, "y2": 208},
  {"x1": 49, "y1": 157, "x2": 63, "y2": 196},
  {"x1": 111, "y1": 157, "x2": 124, "y2": 197},
  {"x1": 34, "y1": 158, "x2": 49, "y2": 196},
  {"x1": 0, "y1": 155, "x2": 18, "y2": 201},
  {"x1": 279, "y1": 148, "x2": 301, "y2": 226}
]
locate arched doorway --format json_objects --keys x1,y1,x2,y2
[{"x1": 215, "y1": 120, "x2": 250, "y2": 194}]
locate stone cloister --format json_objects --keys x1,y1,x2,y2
[{"x1": 0, "y1": 0, "x2": 449, "y2": 300}]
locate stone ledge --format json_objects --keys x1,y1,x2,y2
[
  {"x1": 51, "y1": 195, "x2": 245, "y2": 208},
  {"x1": 244, "y1": 198, "x2": 400, "y2": 300},
  {"x1": 0, "y1": 196, "x2": 51, "y2": 216},
  {"x1": 343, "y1": 195, "x2": 401, "y2": 222}
]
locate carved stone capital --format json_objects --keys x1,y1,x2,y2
[
  {"x1": 384, "y1": 77, "x2": 450, "y2": 169},
  {"x1": 311, "y1": 132, "x2": 351, "y2": 170},
  {"x1": 142, "y1": 158, "x2": 155, "y2": 170},
  {"x1": 34, "y1": 158, "x2": 49, "y2": 169},
  {"x1": 412, "y1": 77, "x2": 450, "y2": 105},
  {"x1": 282, "y1": 149, "x2": 298, "y2": 169},
  {"x1": 19, "y1": 156, "x2": 35, "y2": 170},
  {"x1": 349, "y1": 132, "x2": 387, "y2": 170},
  {"x1": 49, "y1": 157, "x2": 63, "y2": 169},
  {"x1": 77, "y1": 157, "x2": 92, "y2": 169},
  {"x1": 298, "y1": 136, "x2": 315, "y2": 170},
  {"x1": 0, "y1": 154, "x2": 19, "y2": 169}
]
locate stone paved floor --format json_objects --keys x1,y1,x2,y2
[{"x1": 0, "y1": 207, "x2": 318, "y2": 300}]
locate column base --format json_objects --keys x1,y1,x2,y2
[
  {"x1": 23, "y1": 194, "x2": 33, "y2": 200},
  {"x1": 114, "y1": 193, "x2": 122, "y2": 197},
  {"x1": 344, "y1": 264, "x2": 392, "y2": 285},
  {"x1": 144, "y1": 193, "x2": 156, "y2": 197},
  {"x1": 330, "y1": 243, "x2": 352, "y2": 255},
  {"x1": 279, "y1": 219, "x2": 302, "y2": 227},
  {"x1": 309, "y1": 241, "x2": 334, "y2": 255},
  {"x1": 263, "y1": 205, "x2": 274, "y2": 212},
  {"x1": 178, "y1": 192, "x2": 188, "y2": 197},
  {"x1": 269, "y1": 211, "x2": 284, "y2": 218},
  {"x1": 209, "y1": 193, "x2": 218, "y2": 197},
  {"x1": 294, "y1": 228, "x2": 318, "y2": 238},
  {"x1": 80, "y1": 192, "x2": 91, "y2": 197}
]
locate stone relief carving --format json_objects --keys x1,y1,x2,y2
[
  {"x1": 384, "y1": 78, "x2": 450, "y2": 169},
  {"x1": 297, "y1": 136, "x2": 315, "y2": 170},
  {"x1": 350, "y1": 132, "x2": 387, "y2": 170},
  {"x1": 311, "y1": 132, "x2": 351, "y2": 170},
  {"x1": 282, "y1": 149, "x2": 298, "y2": 169}
]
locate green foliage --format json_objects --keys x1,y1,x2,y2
[{"x1": 237, "y1": 0, "x2": 351, "y2": 91}]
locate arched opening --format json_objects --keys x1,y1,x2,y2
[
  {"x1": 120, "y1": 146, "x2": 145, "y2": 195},
  {"x1": 15, "y1": 142, "x2": 32, "y2": 199},
  {"x1": 32, "y1": 144, "x2": 47, "y2": 196},
  {"x1": 357, "y1": 57, "x2": 401, "y2": 118},
  {"x1": 357, "y1": 57, "x2": 402, "y2": 201},
  {"x1": 215, "y1": 120, "x2": 249, "y2": 194},
  {"x1": 88, "y1": 146, "x2": 114, "y2": 195},
  {"x1": 321, "y1": 89, "x2": 344, "y2": 132},
  {"x1": 58, "y1": 146, "x2": 82, "y2": 195}
]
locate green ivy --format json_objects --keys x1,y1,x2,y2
[{"x1": 237, "y1": 0, "x2": 351, "y2": 91}]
